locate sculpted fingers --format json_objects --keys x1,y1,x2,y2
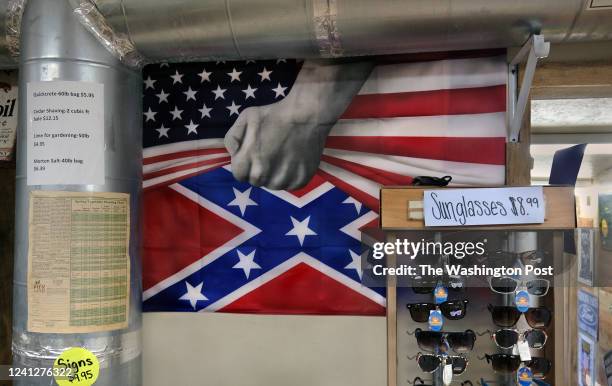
[{"x1": 224, "y1": 110, "x2": 249, "y2": 155}]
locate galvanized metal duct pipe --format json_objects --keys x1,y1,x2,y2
[
  {"x1": 0, "y1": 0, "x2": 610, "y2": 66},
  {"x1": 12, "y1": 0, "x2": 142, "y2": 384},
  {"x1": 91, "y1": 0, "x2": 612, "y2": 63}
]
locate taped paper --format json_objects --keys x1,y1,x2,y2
[
  {"x1": 27, "y1": 81, "x2": 104, "y2": 185},
  {"x1": 27, "y1": 191, "x2": 130, "y2": 333}
]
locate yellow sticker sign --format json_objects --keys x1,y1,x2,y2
[{"x1": 53, "y1": 347, "x2": 100, "y2": 385}]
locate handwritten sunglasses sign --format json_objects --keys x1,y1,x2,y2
[{"x1": 423, "y1": 187, "x2": 545, "y2": 227}]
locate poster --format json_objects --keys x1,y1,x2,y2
[
  {"x1": 578, "y1": 288, "x2": 599, "y2": 340},
  {"x1": 604, "y1": 350, "x2": 612, "y2": 386},
  {"x1": 600, "y1": 194, "x2": 612, "y2": 252},
  {"x1": 578, "y1": 228, "x2": 595, "y2": 286},
  {"x1": 27, "y1": 191, "x2": 130, "y2": 333},
  {"x1": 579, "y1": 333, "x2": 596, "y2": 386},
  {"x1": 0, "y1": 70, "x2": 18, "y2": 161}
]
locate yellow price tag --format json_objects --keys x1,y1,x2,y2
[{"x1": 53, "y1": 347, "x2": 100, "y2": 385}]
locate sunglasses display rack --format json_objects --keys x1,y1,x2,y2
[{"x1": 378, "y1": 186, "x2": 577, "y2": 386}]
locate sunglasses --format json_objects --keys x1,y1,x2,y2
[
  {"x1": 414, "y1": 328, "x2": 476, "y2": 353},
  {"x1": 491, "y1": 328, "x2": 548, "y2": 349},
  {"x1": 412, "y1": 275, "x2": 466, "y2": 294},
  {"x1": 487, "y1": 304, "x2": 551, "y2": 328},
  {"x1": 407, "y1": 300, "x2": 469, "y2": 322},
  {"x1": 484, "y1": 354, "x2": 552, "y2": 378},
  {"x1": 416, "y1": 353, "x2": 469, "y2": 375},
  {"x1": 412, "y1": 377, "x2": 473, "y2": 386},
  {"x1": 488, "y1": 277, "x2": 550, "y2": 296}
]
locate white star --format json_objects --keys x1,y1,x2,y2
[
  {"x1": 345, "y1": 250, "x2": 364, "y2": 280},
  {"x1": 179, "y1": 281, "x2": 208, "y2": 309},
  {"x1": 198, "y1": 68, "x2": 212, "y2": 82},
  {"x1": 199, "y1": 103, "x2": 212, "y2": 119},
  {"x1": 185, "y1": 120, "x2": 199, "y2": 135},
  {"x1": 170, "y1": 106, "x2": 183, "y2": 120},
  {"x1": 212, "y1": 85, "x2": 227, "y2": 100},
  {"x1": 226, "y1": 101, "x2": 241, "y2": 116},
  {"x1": 232, "y1": 249, "x2": 261, "y2": 279},
  {"x1": 227, "y1": 67, "x2": 242, "y2": 82},
  {"x1": 143, "y1": 107, "x2": 157, "y2": 122},
  {"x1": 216, "y1": 60, "x2": 226, "y2": 65},
  {"x1": 228, "y1": 187, "x2": 257, "y2": 215},
  {"x1": 183, "y1": 86, "x2": 198, "y2": 101},
  {"x1": 242, "y1": 84, "x2": 257, "y2": 99},
  {"x1": 144, "y1": 76, "x2": 156, "y2": 90},
  {"x1": 272, "y1": 83, "x2": 287, "y2": 98},
  {"x1": 285, "y1": 216, "x2": 317, "y2": 246},
  {"x1": 258, "y1": 67, "x2": 273, "y2": 81},
  {"x1": 156, "y1": 89, "x2": 170, "y2": 104},
  {"x1": 342, "y1": 196, "x2": 362, "y2": 214},
  {"x1": 156, "y1": 124, "x2": 170, "y2": 138},
  {"x1": 170, "y1": 70, "x2": 183, "y2": 84}
]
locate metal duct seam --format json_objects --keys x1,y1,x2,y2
[
  {"x1": 69, "y1": 0, "x2": 146, "y2": 68},
  {"x1": 6, "y1": 0, "x2": 26, "y2": 57},
  {"x1": 313, "y1": 0, "x2": 343, "y2": 58}
]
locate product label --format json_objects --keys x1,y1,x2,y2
[
  {"x1": 428, "y1": 310, "x2": 443, "y2": 331},
  {"x1": 27, "y1": 191, "x2": 130, "y2": 333},
  {"x1": 423, "y1": 186, "x2": 545, "y2": 227},
  {"x1": 27, "y1": 81, "x2": 104, "y2": 185},
  {"x1": 0, "y1": 71, "x2": 18, "y2": 161},
  {"x1": 54, "y1": 347, "x2": 100, "y2": 386}
]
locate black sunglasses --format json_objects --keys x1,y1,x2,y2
[
  {"x1": 411, "y1": 275, "x2": 466, "y2": 294},
  {"x1": 407, "y1": 299, "x2": 469, "y2": 322},
  {"x1": 412, "y1": 377, "x2": 473, "y2": 386},
  {"x1": 416, "y1": 353, "x2": 469, "y2": 375},
  {"x1": 484, "y1": 354, "x2": 552, "y2": 378},
  {"x1": 488, "y1": 276, "x2": 550, "y2": 296},
  {"x1": 487, "y1": 304, "x2": 552, "y2": 328},
  {"x1": 491, "y1": 328, "x2": 548, "y2": 349},
  {"x1": 414, "y1": 328, "x2": 476, "y2": 353}
]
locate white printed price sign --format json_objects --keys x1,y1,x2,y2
[
  {"x1": 423, "y1": 187, "x2": 545, "y2": 227},
  {"x1": 27, "y1": 81, "x2": 104, "y2": 185}
]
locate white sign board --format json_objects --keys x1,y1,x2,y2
[
  {"x1": 27, "y1": 81, "x2": 104, "y2": 185},
  {"x1": 423, "y1": 186, "x2": 545, "y2": 227}
]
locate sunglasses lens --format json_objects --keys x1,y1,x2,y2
[
  {"x1": 526, "y1": 279, "x2": 549, "y2": 296},
  {"x1": 450, "y1": 356, "x2": 468, "y2": 374},
  {"x1": 408, "y1": 303, "x2": 435, "y2": 323},
  {"x1": 412, "y1": 277, "x2": 437, "y2": 294},
  {"x1": 490, "y1": 305, "x2": 521, "y2": 327},
  {"x1": 525, "y1": 307, "x2": 552, "y2": 328},
  {"x1": 490, "y1": 277, "x2": 518, "y2": 293},
  {"x1": 417, "y1": 355, "x2": 441, "y2": 372},
  {"x1": 415, "y1": 330, "x2": 442, "y2": 352},
  {"x1": 494, "y1": 329, "x2": 518, "y2": 349},
  {"x1": 490, "y1": 354, "x2": 521, "y2": 373},
  {"x1": 446, "y1": 276, "x2": 465, "y2": 292},
  {"x1": 413, "y1": 285, "x2": 436, "y2": 294},
  {"x1": 525, "y1": 329, "x2": 547, "y2": 348},
  {"x1": 526, "y1": 357, "x2": 552, "y2": 378},
  {"x1": 440, "y1": 300, "x2": 467, "y2": 320},
  {"x1": 447, "y1": 331, "x2": 475, "y2": 353}
]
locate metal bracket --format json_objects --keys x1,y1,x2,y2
[{"x1": 507, "y1": 34, "x2": 550, "y2": 143}]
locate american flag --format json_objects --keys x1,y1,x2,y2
[{"x1": 141, "y1": 54, "x2": 506, "y2": 314}]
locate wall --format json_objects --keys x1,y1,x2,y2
[
  {"x1": 0, "y1": 163, "x2": 15, "y2": 369},
  {"x1": 143, "y1": 313, "x2": 387, "y2": 386}
]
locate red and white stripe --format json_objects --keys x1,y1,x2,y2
[
  {"x1": 322, "y1": 55, "x2": 507, "y2": 211},
  {"x1": 143, "y1": 55, "x2": 507, "y2": 209}
]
